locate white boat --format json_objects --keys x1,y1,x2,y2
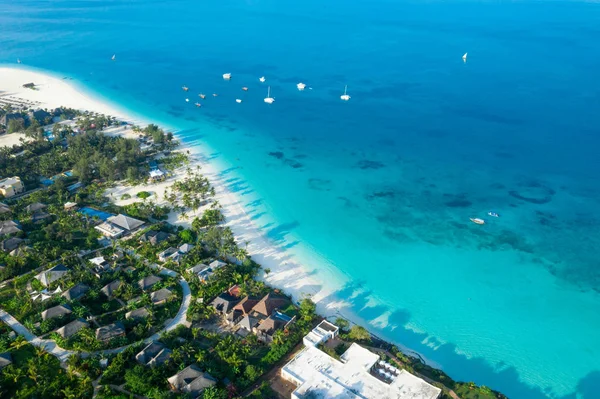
[
  {"x1": 185, "y1": 98, "x2": 190, "y2": 102},
  {"x1": 236, "y1": 99, "x2": 242, "y2": 103},
  {"x1": 488, "y1": 211, "x2": 499, "y2": 218},
  {"x1": 470, "y1": 218, "x2": 485, "y2": 225},
  {"x1": 340, "y1": 85, "x2": 351, "y2": 101},
  {"x1": 195, "y1": 102, "x2": 202, "y2": 107},
  {"x1": 297, "y1": 82, "x2": 306, "y2": 91},
  {"x1": 259, "y1": 76, "x2": 266, "y2": 83},
  {"x1": 462, "y1": 52, "x2": 468, "y2": 63},
  {"x1": 264, "y1": 86, "x2": 275, "y2": 104},
  {"x1": 199, "y1": 93, "x2": 206, "y2": 99},
  {"x1": 223, "y1": 73, "x2": 232, "y2": 80},
  {"x1": 17, "y1": 58, "x2": 21, "y2": 64},
  {"x1": 111, "y1": 54, "x2": 116, "y2": 61},
  {"x1": 182, "y1": 86, "x2": 189, "y2": 91}
]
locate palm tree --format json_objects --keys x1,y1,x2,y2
[{"x1": 10, "y1": 336, "x2": 28, "y2": 350}]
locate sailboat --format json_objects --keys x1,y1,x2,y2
[
  {"x1": 223, "y1": 73, "x2": 232, "y2": 80},
  {"x1": 340, "y1": 85, "x2": 350, "y2": 101},
  {"x1": 297, "y1": 82, "x2": 306, "y2": 91},
  {"x1": 111, "y1": 54, "x2": 116, "y2": 61},
  {"x1": 264, "y1": 86, "x2": 275, "y2": 104},
  {"x1": 462, "y1": 53, "x2": 468, "y2": 63},
  {"x1": 259, "y1": 76, "x2": 266, "y2": 83}
]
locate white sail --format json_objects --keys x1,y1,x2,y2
[{"x1": 462, "y1": 52, "x2": 468, "y2": 62}]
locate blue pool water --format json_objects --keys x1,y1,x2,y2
[
  {"x1": 1, "y1": 1, "x2": 600, "y2": 397},
  {"x1": 79, "y1": 207, "x2": 113, "y2": 221}
]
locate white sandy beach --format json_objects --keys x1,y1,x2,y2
[{"x1": 0, "y1": 66, "x2": 427, "y2": 362}]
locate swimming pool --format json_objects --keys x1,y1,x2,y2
[{"x1": 79, "y1": 207, "x2": 114, "y2": 221}]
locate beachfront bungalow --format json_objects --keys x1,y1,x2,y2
[
  {"x1": 101, "y1": 280, "x2": 123, "y2": 299},
  {"x1": 178, "y1": 243, "x2": 194, "y2": 254},
  {"x1": 211, "y1": 292, "x2": 240, "y2": 315},
  {"x1": 35, "y1": 264, "x2": 69, "y2": 287},
  {"x1": 96, "y1": 322, "x2": 126, "y2": 342},
  {"x1": 64, "y1": 201, "x2": 78, "y2": 211},
  {"x1": 126, "y1": 307, "x2": 150, "y2": 320},
  {"x1": 227, "y1": 296, "x2": 260, "y2": 326},
  {"x1": 107, "y1": 214, "x2": 145, "y2": 233},
  {"x1": 149, "y1": 169, "x2": 166, "y2": 181},
  {"x1": 95, "y1": 222, "x2": 125, "y2": 238},
  {"x1": 41, "y1": 304, "x2": 72, "y2": 321},
  {"x1": 32, "y1": 210, "x2": 52, "y2": 223},
  {"x1": 27, "y1": 109, "x2": 51, "y2": 125},
  {"x1": 0, "y1": 113, "x2": 25, "y2": 128},
  {"x1": 138, "y1": 275, "x2": 162, "y2": 291},
  {"x1": 25, "y1": 202, "x2": 47, "y2": 213},
  {"x1": 55, "y1": 318, "x2": 89, "y2": 339},
  {"x1": 209, "y1": 260, "x2": 227, "y2": 270},
  {"x1": 167, "y1": 365, "x2": 217, "y2": 397},
  {"x1": 136, "y1": 342, "x2": 172, "y2": 367},
  {"x1": 158, "y1": 247, "x2": 181, "y2": 263},
  {"x1": 251, "y1": 292, "x2": 291, "y2": 318},
  {"x1": 256, "y1": 314, "x2": 289, "y2": 343},
  {"x1": 0, "y1": 176, "x2": 24, "y2": 198},
  {"x1": 1, "y1": 237, "x2": 23, "y2": 252},
  {"x1": 150, "y1": 288, "x2": 173, "y2": 305},
  {"x1": 62, "y1": 283, "x2": 90, "y2": 301},
  {"x1": 187, "y1": 264, "x2": 212, "y2": 283},
  {"x1": 0, "y1": 220, "x2": 21, "y2": 236},
  {"x1": 139, "y1": 230, "x2": 170, "y2": 245},
  {"x1": 0, "y1": 203, "x2": 11, "y2": 214}
]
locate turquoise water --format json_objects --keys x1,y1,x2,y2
[{"x1": 1, "y1": 1, "x2": 600, "y2": 397}]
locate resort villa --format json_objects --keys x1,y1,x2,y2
[
  {"x1": 0, "y1": 176, "x2": 24, "y2": 198},
  {"x1": 281, "y1": 321, "x2": 442, "y2": 399}
]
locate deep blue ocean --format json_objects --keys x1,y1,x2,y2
[{"x1": 1, "y1": 1, "x2": 600, "y2": 397}]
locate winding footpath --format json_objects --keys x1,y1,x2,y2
[{"x1": 0, "y1": 270, "x2": 191, "y2": 363}]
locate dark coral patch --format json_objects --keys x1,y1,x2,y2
[
  {"x1": 356, "y1": 160, "x2": 386, "y2": 170},
  {"x1": 268, "y1": 151, "x2": 284, "y2": 159}
]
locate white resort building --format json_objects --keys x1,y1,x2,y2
[{"x1": 281, "y1": 322, "x2": 442, "y2": 399}]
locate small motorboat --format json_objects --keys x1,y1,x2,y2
[
  {"x1": 297, "y1": 82, "x2": 306, "y2": 91},
  {"x1": 340, "y1": 85, "x2": 350, "y2": 101},
  {"x1": 236, "y1": 99, "x2": 242, "y2": 103},
  {"x1": 470, "y1": 218, "x2": 485, "y2": 225},
  {"x1": 195, "y1": 102, "x2": 202, "y2": 107},
  {"x1": 264, "y1": 86, "x2": 274, "y2": 104},
  {"x1": 488, "y1": 212, "x2": 499, "y2": 218},
  {"x1": 199, "y1": 93, "x2": 206, "y2": 99},
  {"x1": 242, "y1": 87, "x2": 248, "y2": 91},
  {"x1": 462, "y1": 52, "x2": 468, "y2": 63},
  {"x1": 111, "y1": 54, "x2": 116, "y2": 61},
  {"x1": 185, "y1": 98, "x2": 190, "y2": 102},
  {"x1": 223, "y1": 73, "x2": 232, "y2": 80},
  {"x1": 212, "y1": 93, "x2": 218, "y2": 97},
  {"x1": 182, "y1": 86, "x2": 189, "y2": 91},
  {"x1": 259, "y1": 76, "x2": 266, "y2": 83}
]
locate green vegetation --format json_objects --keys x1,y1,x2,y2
[{"x1": 136, "y1": 191, "x2": 151, "y2": 199}]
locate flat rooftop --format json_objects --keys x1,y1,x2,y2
[{"x1": 282, "y1": 343, "x2": 441, "y2": 399}]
